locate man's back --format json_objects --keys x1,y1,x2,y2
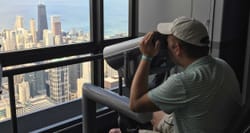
[{"x1": 148, "y1": 56, "x2": 242, "y2": 133}]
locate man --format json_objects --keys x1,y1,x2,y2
[{"x1": 129, "y1": 16, "x2": 242, "y2": 133}]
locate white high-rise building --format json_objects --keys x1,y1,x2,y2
[
  {"x1": 3, "y1": 29, "x2": 17, "y2": 51},
  {"x1": 77, "y1": 62, "x2": 92, "y2": 98},
  {"x1": 15, "y1": 16, "x2": 24, "y2": 29},
  {"x1": 77, "y1": 78, "x2": 84, "y2": 98},
  {"x1": 30, "y1": 18, "x2": 37, "y2": 43},
  {"x1": 15, "y1": 28, "x2": 27, "y2": 50},
  {"x1": 82, "y1": 62, "x2": 92, "y2": 83},
  {"x1": 43, "y1": 29, "x2": 54, "y2": 47}
]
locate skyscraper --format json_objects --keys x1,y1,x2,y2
[
  {"x1": 30, "y1": 18, "x2": 37, "y2": 43},
  {"x1": 51, "y1": 16, "x2": 62, "y2": 36},
  {"x1": 15, "y1": 16, "x2": 24, "y2": 29},
  {"x1": 69, "y1": 64, "x2": 81, "y2": 94},
  {"x1": 37, "y1": 3, "x2": 48, "y2": 42},
  {"x1": 3, "y1": 29, "x2": 17, "y2": 51},
  {"x1": 49, "y1": 66, "x2": 70, "y2": 103},
  {"x1": 34, "y1": 70, "x2": 46, "y2": 95},
  {"x1": 15, "y1": 28, "x2": 26, "y2": 50},
  {"x1": 24, "y1": 72, "x2": 37, "y2": 97},
  {"x1": 51, "y1": 16, "x2": 62, "y2": 45},
  {"x1": 18, "y1": 81, "x2": 30, "y2": 104},
  {"x1": 43, "y1": 29, "x2": 54, "y2": 46}
]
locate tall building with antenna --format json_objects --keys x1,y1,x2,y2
[{"x1": 37, "y1": 0, "x2": 48, "y2": 42}]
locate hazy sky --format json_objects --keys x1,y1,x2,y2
[
  {"x1": 0, "y1": 0, "x2": 89, "y2": 30},
  {"x1": 0, "y1": 0, "x2": 128, "y2": 33}
]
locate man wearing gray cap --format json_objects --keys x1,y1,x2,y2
[{"x1": 128, "y1": 16, "x2": 242, "y2": 133}]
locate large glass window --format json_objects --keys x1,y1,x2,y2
[
  {"x1": 104, "y1": 0, "x2": 129, "y2": 39},
  {"x1": 0, "y1": 0, "x2": 131, "y2": 130},
  {"x1": 103, "y1": 0, "x2": 129, "y2": 89},
  {"x1": 0, "y1": 0, "x2": 90, "y2": 52},
  {"x1": 0, "y1": 61, "x2": 92, "y2": 122}
]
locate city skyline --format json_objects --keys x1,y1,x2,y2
[
  {"x1": 0, "y1": 0, "x2": 89, "y2": 32},
  {"x1": 0, "y1": 0, "x2": 128, "y2": 35}
]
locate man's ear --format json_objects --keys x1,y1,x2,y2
[{"x1": 173, "y1": 42, "x2": 181, "y2": 56}]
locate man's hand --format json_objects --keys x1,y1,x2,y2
[
  {"x1": 151, "y1": 111, "x2": 166, "y2": 131},
  {"x1": 140, "y1": 32, "x2": 160, "y2": 57},
  {"x1": 109, "y1": 128, "x2": 121, "y2": 133}
]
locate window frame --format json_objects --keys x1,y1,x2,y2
[{"x1": 0, "y1": 0, "x2": 138, "y2": 132}]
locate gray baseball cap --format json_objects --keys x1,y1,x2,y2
[{"x1": 157, "y1": 16, "x2": 209, "y2": 47}]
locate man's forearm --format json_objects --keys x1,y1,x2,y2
[{"x1": 129, "y1": 60, "x2": 150, "y2": 110}]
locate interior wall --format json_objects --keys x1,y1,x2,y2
[
  {"x1": 138, "y1": 0, "x2": 191, "y2": 34},
  {"x1": 210, "y1": 0, "x2": 224, "y2": 57},
  {"x1": 138, "y1": 0, "x2": 218, "y2": 34}
]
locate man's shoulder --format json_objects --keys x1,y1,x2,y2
[
  {"x1": 212, "y1": 56, "x2": 235, "y2": 73},
  {"x1": 212, "y1": 56, "x2": 230, "y2": 66},
  {"x1": 171, "y1": 70, "x2": 194, "y2": 81},
  {"x1": 165, "y1": 72, "x2": 191, "y2": 89}
]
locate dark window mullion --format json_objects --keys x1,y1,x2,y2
[
  {"x1": 8, "y1": 76, "x2": 18, "y2": 133},
  {"x1": 129, "y1": 0, "x2": 139, "y2": 38},
  {"x1": 90, "y1": 0, "x2": 104, "y2": 87},
  {"x1": 90, "y1": 0, "x2": 104, "y2": 43}
]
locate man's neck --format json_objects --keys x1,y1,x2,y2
[{"x1": 181, "y1": 57, "x2": 200, "y2": 68}]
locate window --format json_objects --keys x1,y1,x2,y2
[
  {"x1": 0, "y1": 0, "x2": 90, "y2": 52},
  {"x1": 0, "y1": 0, "x2": 133, "y2": 131},
  {"x1": 104, "y1": 0, "x2": 129, "y2": 39},
  {"x1": 103, "y1": 0, "x2": 129, "y2": 89}
]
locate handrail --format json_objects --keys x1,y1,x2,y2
[
  {"x1": 0, "y1": 37, "x2": 132, "y2": 67},
  {"x1": 82, "y1": 83, "x2": 152, "y2": 133},
  {"x1": 0, "y1": 42, "x2": 96, "y2": 67},
  {"x1": 3, "y1": 53, "x2": 103, "y2": 76},
  {"x1": 3, "y1": 52, "x2": 104, "y2": 133}
]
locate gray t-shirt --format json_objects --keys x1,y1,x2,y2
[{"x1": 148, "y1": 56, "x2": 242, "y2": 133}]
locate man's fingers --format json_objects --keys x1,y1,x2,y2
[
  {"x1": 155, "y1": 40, "x2": 160, "y2": 49},
  {"x1": 144, "y1": 32, "x2": 154, "y2": 44}
]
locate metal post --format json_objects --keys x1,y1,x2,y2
[
  {"x1": 8, "y1": 76, "x2": 18, "y2": 133},
  {"x1": 118, "y1": 73, "x2": 123, "y2": 95},
  {"x1": 82, "y1": 96, "x2": 96, "y2": 133}
]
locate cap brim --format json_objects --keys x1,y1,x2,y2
[{"x1": 157, "y1": 22, "x2": 173, "y2": 35}]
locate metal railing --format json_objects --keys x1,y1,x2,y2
[{"x1": 1, "y1": 44, "x2": 103, "y2": 133}]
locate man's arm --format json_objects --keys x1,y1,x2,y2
[
  {"x1": 129, "y1": 32, "x2": 160, "y2": 112},
  {"x1": 129, "y1": 60, "x2": 159, "y2": 112}
]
